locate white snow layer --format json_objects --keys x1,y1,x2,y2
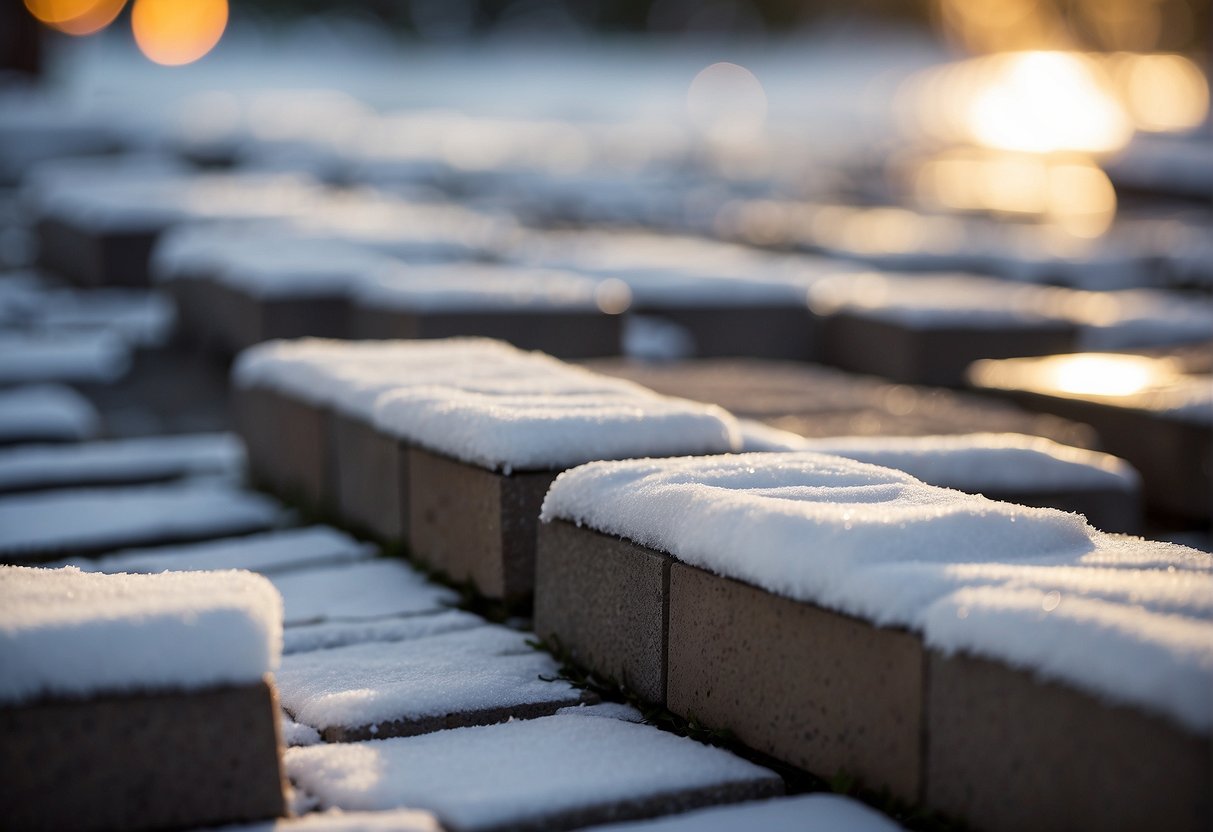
[
  {"x1": 285, "y1": 715, "x2": 779, "y2": 829},
  {"x1": 0, "y1": 482, "x2": 282, "y2": 558},
  {"x1": 67, "y1": 526, "x2": 374, "y2": 576},
  {"x1": 0, "y1": 565, "x2": 281, "y2": 704},
  {"x1": 580, "y1": 794, "x2": 903, "y2": 832},
  {"x1": 282, "y1": 609, "x2": 486, "y2": 655},
  {"x1": 277, "y1": 625, "x2": 579, "y2": 731},
  {"x1": 270, "y1": 559, "x2": 458, "y2": 626},
  {"x1": 0, "y1": 384, "x2": 99, "y2": 443},
  {"x1": 282, "y1": 713, "x2": 322, "y2": 747},
  {"x1": 785, "y1": 433, "x2": 1139, "y2": 494},
  {"x1": 210, "y1": 808, "x2": 442, "y2": 832},
  {"x1": 0, "y1": 332, "x2": 131, "y2": 385},
  {"x1": 542, "y1": 452, "x2": 1213, "y2": 733},
  {"x1": 232, "y1": 338, "x2": 739, "y2": 470},
  {"x1": 0, "y1": 432, "x2": 245, "y2": 492}
]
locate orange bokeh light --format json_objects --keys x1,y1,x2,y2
[
  {"x1": 131, "y1": 0, "x2": 227, "y2": 66},
  {"x1": 24, "y1": 0, "x2": 127, "y2": 36}
]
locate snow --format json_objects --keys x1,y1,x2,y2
[
  {"x1": 0, "y1": 565, "x2": 281, "y2": 704},
  {"x1": 787, "y1": 433, "x2": 1139, "y2": 494},
  {"x1": 0, "y1": 332, "x2": 131, "y2": 385},
  {"x1": 283, "y1": 609, "x2": 486, "y2": 655},
  {"x1": 0, "y1": 280, "x2": 176, "y2": 347},
  {"x1": 352, "y1": 263, "x2": 620, "y2": 312},
  {"x1": 373, "y1": 383, "x2": 739, "y2": 473},
  {"x1": 269, "y1": 560, "x2": 458, "y2": 626},
  {"x1": 556, "y1": 701, "x2": 647, "y2": 723},
  {"x1": 0, "y1": 384, "x2": 100, "y2": 444},
  {"x1": 542, "y1": 452, "x2": 1213, "y2": 732},
  {"x1": 277, "y1": 625, "x2": 580, "y2": 732},
  {"x1": 285, "y1": 714, "x2": 779, "y2": 829},
  {"x1": 1072, "y1": 289, "x2": 1213, "y2": 350},
  {"x1": 211, "y1": 809, "x2": 442, "y2": 831},
  {"x1": 807, "y1": 272, "x2": 1075, "y2": 328},
  {"x1": 580, "y1": 794, "x2": 903, "y2": 832},
  {"x1": 65, "y1": 526, "x2": 374, "y2": 576},
  {"x1": 282, "y1": 713, "x2": 322, "y2": 747},
  {"x1": 0, "y1": 482, "x2": 283, "y2": 560},
  {"x1": 0, "y1": 433, "x2": 245, "y2": 493}
]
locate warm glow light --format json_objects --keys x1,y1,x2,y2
[
  {"x1": 1114, "y1": 53, "x2": 1210, "y2": 133},
  {"x1": 24, "y1": 0, "x2": 126, "y2": 35},
  {"x1": 966, "y1": 52, "x2": 1132, "y2": 154},
  {"x1": 131, "y1": 0, "x2": 227, "y2": 66},
  {"x1": 972, "y1": 353, "x2": 1184, "y2": 400},
  {"x1": 687, "y1": 62, "x2": 768, "y2": 142}
]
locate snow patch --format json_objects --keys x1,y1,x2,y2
[
  {"x1": 0, "y1": 384, "x2": 99, "y2": 443},
  {"x1": 270, "y1": 560, "x2": 458, "y2": 627}
]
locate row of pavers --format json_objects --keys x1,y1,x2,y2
[
  {"x1": 0, "y1": 434, "x2": 903, "y2": 832},
  {"x1": 228, "y1": 335, "x2": 1212, "y2": 832},
  {"x1": 25, "y1": 165, "x2": 1213, "y2": 382}
]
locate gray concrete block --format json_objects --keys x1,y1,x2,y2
[
  {"x1": 35, "y1": 217, "x2": 160, "y2": 288},
  {"x1": 351, "y1": 305, "x2": 623, "y2": 359},
  {"x1": 926, "y1": 650, "x2": 1211, "y2": 832},
  {"x1": 0, "y1": 679, "x2": 286, "y2": 832},
  {"x1": 332, "y1": 411, "x2": 404, "y2": 543},
  {"x1": 534, "y1": 520, "x2": 673, "y2": 704},
  {"x1": 822, "y1": 313, "x2": 1077, "y2": 387},
  {"x1": 232, "y1": 385, "x2": 335, "y2": 513},
  {"x1": 639, "y1": 306, "x2": 818, "y2": 361},
  {"x1": 667, "y1": 562, "x2": 924, "y2": 802},
  {"x1": 407, "y1": 447, "x2": 556, "y2": 600}
]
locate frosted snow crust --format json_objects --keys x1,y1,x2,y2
[
  {"x1": 282, "y1": 609, "x2": 485, "y2": 655},
  {"x1": 0, "y1": 384, "x2": 99, "y2": 443},
  {"x1": 542, "y1": 453, "x2": 1213, "y2": 733},
  {"x1": 271, "y1": 559, "x2": 458, "y2": 626},
  {"x1": 277, "y1": 625, "x2": 577, "y2": 731},
  {"x1": 752, "y1": 432, "x2": 1139, "y2": 494},
  {"x1": 285, "y1": 714, "x2": 778, "y2": 828},
  {"x1": 0, "y1": 566, "x2": 281, "y2": 704}
]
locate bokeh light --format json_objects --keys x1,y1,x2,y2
[
  {"x1": 131, "y1": 0, "x2": 227, "y2": 66},
  {"x1": 24, "y1": 0, "x2": 127, "y2": 36},
  {"x1": 687, "y1": 62, "x2": 768, "y2": 142},
  {"x1": 1111, "y1": 53, "x2": 1210, "y2": 132}
]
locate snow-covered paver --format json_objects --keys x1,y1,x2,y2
[
  {"x1": 352, "y1": 263, "x2": 621, "y2": 312},
  {"x1": 0, "y1": 482, "x2": 283, "y2": 561},
  {"x1": 0, "y1": 432, "x2": 245, "y2": 493},
  {"x1": 283, "y1": 608, "x2": 485, "y2": 655},
  {"x1": 277, "y1": 625, "x2": 582, "y2": 738},
  {"x1": 0, "y1": 565, "x2": 281, "y2": 703},
  {"x1": 543, "y1": 452, "x2": 1213, "y2": 733},
  {"x1": 1, "y1": 283, "x2": 176, "y2": 347},
  {"x1": 0, "y1": 384, "x2": 100, "y2": 444},
  {"x1": 737, "y1": 431, "x2": 1139, "y2": 495},
  {"x1": 270, "y1": 559, "x2": 458, "y2": 626},
  {"x1": 0, "y1": 332, "x2": 131, "y2": 385},
  {"x1": 234, "y1": 337, "x2": 740, "y2": 473},
  {"x1": 579, "y1": 793, "x2": 903, "y2": 832},
  {"x1": 65, "y1": 526, "x2": 374, "y2": 576},
  {"x1": 556, "y1": 701, "x2": 646, "y2": 723},
  {"x1": 286, "y1": 714, "x2": 781, "y2": 830}
]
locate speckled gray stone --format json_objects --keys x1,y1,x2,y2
[
  {"x1": 667, "y1": 562, "x2": 924, "y2": 802},
  {"x1": 534, "y1": 520, "x2": 672, "y2": 704},
  {"x1": 332, "y1": 412, "x2": 404, "y2": 543},
  {"x1": 926, "y1": 650, "x2": 1211, "y2": 832},
  {"x1": 407, "y1": 447, "x2": 556, "y2": 600},
  {"x1": 232, "y1": 385, "x2": 336, "y2": 513},
  {"x1": 0, "y1": 679, "x2": 286, "y2": 832},
  {"x1": 36, "y1": 217, "x2": 159, "y2": 288}
]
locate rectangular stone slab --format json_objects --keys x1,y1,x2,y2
[
  {"x1": 407, "y1": 447, "x2": 557, "y2": 600},
  {"x1": 351, "y1": 305, "x2": 623, "y2": 360},
  {"x1": 534, "y1": 520, "x2": 673, "y2": 704},
  {"x1": 332, "y1": 411, "x2": 405, "y2": 543},
  {"x1": 35, "y1": 217, "x2": 160, "y2": 288},
  {"x1": 976, "y1": 387, "x2": 1211, "y2": 522},
  {"x1": 0, "y1": 678, "x2": 286, "y2": 832},
  {"x1": 207, "y1": 283, "x2": 350, "y2": 357},
  {"x1": 638, "y1": 306, "x2": 817, "y2": 362},
  {"x1": 926, "y1": 651, "x2": 1211, "y2": 832},
  {"x1": 232, "y1": 385, "x2": 336, "y2": 513},
  {"x1": 667, "y1": 561, "x2": 925, "y2": 802},
  {"x1": 822, "y1": 313, "x2": 1076, "y2": 387}
]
